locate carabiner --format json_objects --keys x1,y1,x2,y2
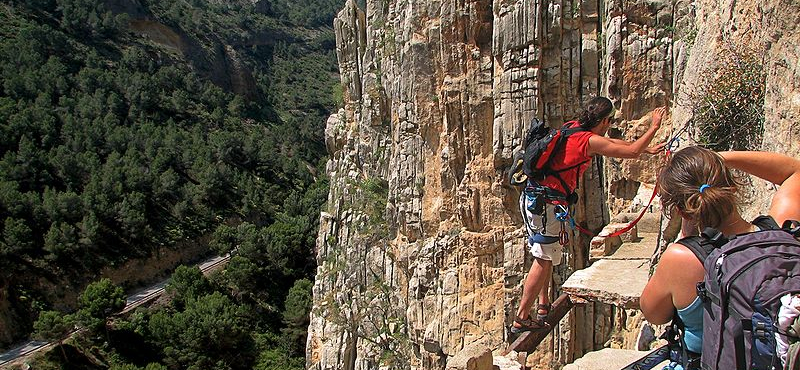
[
  {"x1": 668, "y1": 136, "x2": 680, "y2": 151},
  {"x1": 555, "y1": 204, "x2": 569, "y2": 222}
]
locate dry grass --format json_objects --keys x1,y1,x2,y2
[{"x1": 684, "y1": 45, "x2": 766, "y2": 151}]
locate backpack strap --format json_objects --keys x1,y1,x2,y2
[
  {"x1": 751, "y1": 215, "x2": 800, "y2": 237},
  {"x1": 557, "y1": 126, "x2": 589, "y2": 139},
  {"x1": 548, "y1": 158, "x2": 591, "y2": 175},
  {"x1": 751, "y1": 215, "x2": 780, "y2": 231},
  {"x1": 676, "y1": 233, "x2": 717, "y2": 263},
  {"x1": 676, "y1": 227, "x2": 729, "y2": 264},
  {"x1": 676, "y1": 235, "x2": 709, "y2": 262},
  {"x1": 679, "y1": 229, "x2": 728, "y2": 311},
  {"x1": 660, "y1": 311, "x2": 700, "y2": 370},
  {"x1": 541, "y1": 160, "x2": 590, "y2": 204},
  {"x1": 540, "y1": 124, "x2": 589, "y2": 200}
]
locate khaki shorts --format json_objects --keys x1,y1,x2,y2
[{"x1": 519, "y1": 192, "x2": 566, "y2": 266}]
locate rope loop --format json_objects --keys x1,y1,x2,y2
[{"x1": 559, "y1": 222, "x2": 569, "y2": 245}]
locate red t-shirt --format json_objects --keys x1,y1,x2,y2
[{"x1": 538, "y1": 121, "x2": 595, "y2": 195}]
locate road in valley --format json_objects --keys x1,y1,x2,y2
[{"x1": 0, "y1": 254, "x2": 230, "y2": 368}]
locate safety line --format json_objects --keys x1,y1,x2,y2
[{"x1": 564, "y1": 123, "x2": 686, "y2": 240}]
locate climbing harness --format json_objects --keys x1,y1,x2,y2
[
  {"x1": 524, "y1": 186, "x2": 545, "y2": 217},
  {"x1": 524, "y1": 116, "x2": 690, "y2": 247},
  {"x1": 522, "y1": 184, "x2": 575, "y2": 246}
]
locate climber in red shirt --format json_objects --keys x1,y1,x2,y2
[{"x1": 512, "y1": 97, "x2": 667, "y2": 333}]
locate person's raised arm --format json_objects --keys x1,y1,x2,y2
[
  {"x1": 603, "y1": 138, "x2": 667, "y2": 155},
  {"x1": 720, "y1": 151, "x2": 800, "y2": 224},
  {"x1": 588, "y1": 107, "x2": 666, "y2": 159}
]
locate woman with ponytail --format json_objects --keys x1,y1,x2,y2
[
  {"x1": 641, "y1": 146, "x2": 800, "y2": 369},
  {"x1": 513, "y1": 97, "x2": 666, "y2": 333}
]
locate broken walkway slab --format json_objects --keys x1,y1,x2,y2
[
  {"x1": 605, "y1": 232, "x2": 658, "y2": 260},
  {"x1": 561, "y1": 258, "x2": 650, "y2": 309},
  {"x1": 563, "y1": 229, "x2": 655, "y2": 308},
  {"x1": 563, "y1": 348, "x2": 669, "y2": 370}
]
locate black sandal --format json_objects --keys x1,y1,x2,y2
[{"x1": 510, "y1": 315, "x2": 550, "y2": 334}]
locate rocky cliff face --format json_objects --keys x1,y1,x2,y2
[
  {"x1": 127, "y1": 19, "x2": 259, "y2": 100},
  {"x1": 116, "y1": 0, "x2": 260, "y2": 99},
  {"x1": 308, "y1": 0, "x2": 800, "y2": 369},
  {"x1": 671, "y1": 0, "x2": 800, "y2": 219}
]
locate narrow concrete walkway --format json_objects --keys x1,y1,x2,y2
[
  {"x1": 562, "y1": 348, "x2": 668, "y2": 370},
  {"x1": 561, "y1": 232, "x2": 656, "y2": 309}
]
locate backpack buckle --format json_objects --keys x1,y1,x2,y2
[
  {"x1": 754, "y1": 322, "x2": 768, "y2": 339},
  {"x1": 782, "y1": 219, "x2": 800, "y2": 237},
  {"x1": 701, "y1": 227, "x2": 728, "y2": 247},
  {"x1": 660, "y1": 323, "x2": 681, "y2": 345},
  {"x1": 696, "y1": 282, "x2": 708, "y2": 302}
]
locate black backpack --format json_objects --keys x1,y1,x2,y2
[
  {"x1": 678, "y1": 216, "x2": 800, "y2": 370},
  {"x1": 508, "y1": 118, "x2": 589, "y2": 199}
]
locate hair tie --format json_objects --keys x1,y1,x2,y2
[{"x1": 699, "y1": 184, "x2": 712, "y2": 193}]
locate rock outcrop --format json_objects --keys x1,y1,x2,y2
[
  {"x1": 120, "y1": 0, "x2": 260, "y2": 100},
  {"x1": 309, "y1": 0, "x2": 800, "y2": 369}
]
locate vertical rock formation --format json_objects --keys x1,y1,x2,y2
[{"x1": 308, "y1": 0, "x2": 800, "y2": 369}]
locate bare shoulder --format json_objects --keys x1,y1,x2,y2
[
  {"x1": 586, "y1": 134, "x2": 611, "y2": 155},
  {"x1": 770, "y1": 172, "x2": 800, "y2": 224},
  {"x1": 659, "y1": 242, "x2": 705, "y2": 278},
  {"x1": 662, "y1": 242, "x2": 698, "y2": 261}
]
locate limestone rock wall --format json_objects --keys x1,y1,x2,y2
[
  {"x1": 670, "y1": 0, "x2": 800, "y2": 220},
  {"x1": 601, "y1": 0, "x2": 676, "y2": 216},
  {"x1": 307, "y1": 0, "x2": 800, "y2": 369}
]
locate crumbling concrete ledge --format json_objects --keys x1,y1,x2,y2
[
  {"x1": 445, "y1": 343, "x2": 493, "y2": 370},
  {"x1": 561, "y1": 259, "x2": 650, "y2": 309},
  {"x1": 563, "y1": 348, "x2": 668, "y2": 370}
]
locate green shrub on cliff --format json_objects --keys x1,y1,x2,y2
[{"x1": 687, "y1": 45, "x2": 765, "y2": 151}]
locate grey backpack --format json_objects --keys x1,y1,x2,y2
[{"x1": 679, "y1": 216, "x2": 800, "y2": 370}]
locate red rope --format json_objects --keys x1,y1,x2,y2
[
  {"x1": 603, "y1": 181, "x2": 659, "y2": 238},
  {"x1": 571, "y1": 150, "x2": 670, "y2": 238},
  {"x1": 571, "y1": 220, "x2": 594, "y2": 236}
]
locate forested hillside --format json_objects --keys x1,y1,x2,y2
[{"x1": 0, "y1": 0, "x2": 341, "y2": 367}]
